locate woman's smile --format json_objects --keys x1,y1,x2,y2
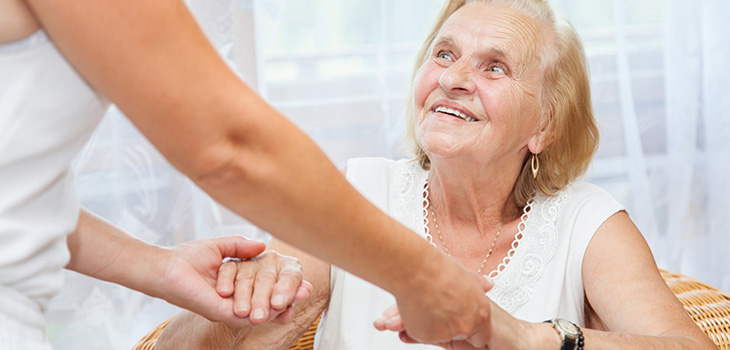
[{"x1": 427, "y1": 98, "x2": 485, "y2": 130}]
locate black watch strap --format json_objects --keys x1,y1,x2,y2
[
  {"x1": 560, "y1": 337, "x2": 578, "y2": 350},
  {"x1": 545, "y1": 319, "x2": 584, "y2": 350}
]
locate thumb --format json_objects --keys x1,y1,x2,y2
[
  {"x1": 374, "y1": 304, "x2": 401, "y2": 331},
  {"x1": 294, "y1": 281, "x2": 313, "y2": 302},
  {"x1": 211, "y1": 236, "x2": 266, "y2": 259},
  {"x1": 480, "y1": 275, "x2": 495, "y2": 293}
]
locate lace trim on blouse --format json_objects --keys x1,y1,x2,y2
[{"x1": 392, "y1": 159, "x2": 571, "y2": 313}]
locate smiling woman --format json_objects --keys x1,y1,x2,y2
[{"x1": 406, "y1": 0, "x2": 598, "y2": 208}]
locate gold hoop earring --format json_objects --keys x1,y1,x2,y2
[{"x1": 531, "y1": 153, "x2": 539, "y2": 179}]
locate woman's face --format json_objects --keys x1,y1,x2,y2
[{"x1": 413, "y1": 3, "x2": 547, "y2": 166}]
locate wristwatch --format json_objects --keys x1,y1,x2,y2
[{"x1": 546, "y1": 318, "x2": 584, "y2": 350}]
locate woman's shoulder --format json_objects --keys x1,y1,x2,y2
[
  {"x1": 561, "y1": 180, "x2": 622, "y2": 206},
  {"x1": 553, "y1": 180, "x2": 625, "y2": 227}
]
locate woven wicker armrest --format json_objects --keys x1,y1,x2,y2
[
  {"x1": 131, "y1": 314, "x2": 321, "y2": 350},
  {"x1": 660, "y1": 269, "x2": 730, "y2": 349}
]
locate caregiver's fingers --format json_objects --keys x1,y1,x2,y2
[{"x1": 399, "y1": 331, "x2": 419, "y2": 344}]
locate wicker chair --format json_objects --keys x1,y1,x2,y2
[
  {"x1": 659, "y1": 270, "x2": 730, "y2": 349},
  {"x1": 131, "y1": 314, "x2": 321, "y2": 350},
  {"x1": 132, "y1": 270, "x2": 730, "y2": 350}
]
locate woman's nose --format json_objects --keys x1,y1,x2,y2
[{"x1": 438, "y1": 58, "x2": 476, "y2": 95}]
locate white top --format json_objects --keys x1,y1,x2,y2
[
  {"x1": 0, "y1": 31, "x2": 108, "y2": 349},
  {"x1": 315, "y1": 157, "x2": 624, "y2": 350}
]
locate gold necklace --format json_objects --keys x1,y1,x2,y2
[{"x1": 426, "y1": 182, "x2": 515, "y2": 274}]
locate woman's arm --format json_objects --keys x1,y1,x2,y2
[
  {"x1": 479, "y1": 212, "x2": 718, "y2": 349},
  {"x1": 23, "y1": 0, "x2": 492, "y2": 343},
  {"x1": 156, "y1": 238, "x2": 331, "y2": 350},
  {"x1": 565, "y1": 211, "x2": 716, "y2": 349},
  {"x1": 380, "y1": 212, "x2": 717, "y2": 350},
  {"x1": 507, "y1": 212, "x2": 718, "y2": 349}
]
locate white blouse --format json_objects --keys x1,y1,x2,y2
[{"x1": 315, "y1": 157, "x2": 624, "y2": 350}]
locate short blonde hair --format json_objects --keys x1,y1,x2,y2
[{"x1": 404, "y1": 0, "x2": 599, "y2": 207}]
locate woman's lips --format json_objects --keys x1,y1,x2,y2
[{"x1": 433, "y1": 105, "x2": 479, "y2": 122}]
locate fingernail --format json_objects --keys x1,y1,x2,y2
[
  {"x1": 251, "y1": 308, "x2": 265, "y2": 321},
  {"x1": 482, "y1": 275, "x2": 493, "y2": 283},
  {"x1": 272, "y1": 295, "x2": 285, "y2": 307},
  {"x1": 385, "y1": 315, "x2": 401, "y2": 326},
  {"x1": 237, "y1": 306, "x2": 250, "y2": 315},
  {"x1": 374, "y1": 315, "x2": 386, "y2": 324}
]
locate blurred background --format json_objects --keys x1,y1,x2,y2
[{"x1": 46, "y1": 0, "x2": 730, "y2": 348}]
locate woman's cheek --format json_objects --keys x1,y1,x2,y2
[{"x1": 413, "y1": 63, "x2": 440, "y2": 115}]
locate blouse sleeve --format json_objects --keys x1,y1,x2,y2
[{"x1": 561, "y1": 181, "x2": 625, "y2": 320}]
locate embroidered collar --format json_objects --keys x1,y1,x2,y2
[{"x1": 391, "y1": 159, "x2": 570, "y2": 313}]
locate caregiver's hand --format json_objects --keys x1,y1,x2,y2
[
  {"x1": 379, "y1": 274, "x2": 496, "y2": 347},
  {"x1": 378, "y1": 296, "x2": 538, "y2": 350},
  {"x1": 216, "y1": 251, "x2": 312, "y2": 326},
  {"x1": 154, "y1": 237, "x2": 274, "y2": 327}
]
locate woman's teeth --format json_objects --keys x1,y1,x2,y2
[{"x1": 434, "y1": 106, "x2": 477, "y2": 122}]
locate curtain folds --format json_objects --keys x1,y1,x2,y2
[{"x1": 46, "y1": 0, "x2": 729, "y2": 348}]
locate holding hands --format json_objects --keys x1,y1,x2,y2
[
  {"x1": 215, "y1": 251, "x2": 312, "y2": 326},
  {"x1": 375, "y1": 276, "x2": 539, "y2": 350},
  {"x1": 68, "y1": 210, "x2": 309, "y2": 330}
]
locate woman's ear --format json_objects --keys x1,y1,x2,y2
[{"x1": 527, "y1": 126, "x2": 552, "y2": 154}]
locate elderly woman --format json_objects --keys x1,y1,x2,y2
[{"x1": 155, "y1": 0, "x2": 716, "y2": 349}]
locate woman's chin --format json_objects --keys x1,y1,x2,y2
[{"x1": 421, "y1": 144, "x2": 471, "y2": 163}]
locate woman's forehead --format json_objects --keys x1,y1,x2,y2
[{"x1": 436, "y1": 3, "x2": 545, "y2": 62}]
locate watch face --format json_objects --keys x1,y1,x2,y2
[{"x1": 555, "y1": 319, "x2": 580, "y2": 337}]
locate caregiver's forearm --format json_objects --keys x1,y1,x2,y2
[
  {"x1": 65, "y1": 208, "x2": 171, "y2": 293},
  {"x1": 27, "y1": 0, "x2": 439, "y2": 297}
]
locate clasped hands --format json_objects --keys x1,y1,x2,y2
[{"x1": 167, "y1": 237, "x2": 520, "y2": 348}]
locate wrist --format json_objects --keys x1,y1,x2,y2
[
  {"x1": 529, "y1": 322, "x2": 562, "y2": 350},
  {"x1": 131, "y1": 243, "x2": 174, "y2": 299}
]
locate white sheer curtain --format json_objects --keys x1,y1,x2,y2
[{"x1": 46, "y1": 0, "x2": 730, "y2": 348}]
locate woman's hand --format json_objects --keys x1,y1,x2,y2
[
  {"x1": 215, "y1": 251, "x2": 313, "y2": 326},
  {"x1": 374, "y1": 276, "x2": 539, "y2": 350},
  {"x1": 154, "y1": 241, "x2": 326, "y2": 350},
  {"x1": 159, "y1": 241, "x2": 311, "y2": 328},
  {"x1": 154, "y1": 237, "x2": 271, "y2": 327},
  {"x1": 375, "y1": 305, "x2": 489, "y2": 349}
]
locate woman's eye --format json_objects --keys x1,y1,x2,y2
[
  {"x1": 486, "y1": 65, "x2": 506, "y2": 74},
  {"x1": 437, "y1": 51, "x2": 454, "y2": 61}
]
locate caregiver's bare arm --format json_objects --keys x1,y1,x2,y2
[
  {"x1": 67, "y1": 208, "x2": 271, "y2": 326},
  {"x1": 23, "y1": 0, "x2": 491, "y2": 342}
]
